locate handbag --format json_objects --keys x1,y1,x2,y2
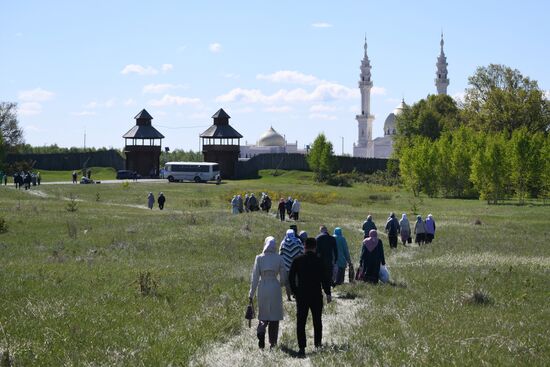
[
  {"x1": 245, "y1": 300, "x2": 255, "y2": 328},
  {"x1": 348, "y1": 263, "x2": 355, "y2": 283}
]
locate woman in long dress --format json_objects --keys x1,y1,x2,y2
[
  {"x1": 360, "y1": 230, "x2": 386, "y2": 284},
  {"x1": 399, "y1": 213, "x2": 411, "y2": 246},
  {"x1": 249, "y1": 236, "x2": 286, "y2": 349}
]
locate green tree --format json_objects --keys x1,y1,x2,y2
[
  {"x1": 307, "y1": 133, "x2": 335, "y2": 181},
  {"x1": 0, "y1": 102, "x2": 24, "y2": 150},
  {"x1": 508, "y1": 128, "x2": 539, "y2": 203},
  {"x1": 399, "y1": 137, "x2": 438, "y2": 197},
  {"x1": 471, "y1": 133, "x2": 509, "y2": 204},
  {"x1": 463, "y1": 64, "x2": 550, "y2": 135},
  {"x1": 540, "y1": 136, "x2": 550, "y2": 201}
]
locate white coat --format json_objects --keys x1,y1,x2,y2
[
  {"x1": 249, "y1": 237, "x2": 285, "y2": 321},
  {"x1": 291, "y1": 200, "x2": 301, "y2": 213}
]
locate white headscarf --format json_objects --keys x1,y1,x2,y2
[{"x1": 263, "y1": 236, "x2": 276, "y2": 254}]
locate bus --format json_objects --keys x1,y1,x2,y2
[{"x1": 164, "y1": 162, "x2": 220, "y2": 183}]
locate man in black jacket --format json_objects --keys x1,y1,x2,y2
[
  {"x1": 289, "y1": 237, "x2": 332, "y2": 357},
  {"x1": 315, "y1": 225, "x2": 338, "y2": 286}
]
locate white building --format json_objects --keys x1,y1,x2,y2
[
  {"x1": 240, "y1": 126, "x2": 304, "y2": 158},
  {"x1": 353, "y1": 34, "x2": 449, "y2": 159}
]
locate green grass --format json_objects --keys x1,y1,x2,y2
[
  {"x1": 34, "y1": 167, "x2": 117, "y2": 182},
  {"x1": 0, "y1": 171, "x2": 548, "y2": 365}
]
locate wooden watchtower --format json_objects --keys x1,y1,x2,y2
[
  {"x1": 200, "y1": 108, "x2": 242, "y2": 178},
  {"x1": 122, "y1": 109, "x2": 165, "y2": 177}
]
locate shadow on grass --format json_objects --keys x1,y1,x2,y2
[{"x1": 279, "y1": 342, "x2": 351, "y2": 359}]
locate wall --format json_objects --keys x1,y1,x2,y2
[
  {"x1": 5, "y1": 150, "x2": 125, "y2": 170},
  {"x1": 234, "y1": 153, "x2": 390, "y2": 179}
]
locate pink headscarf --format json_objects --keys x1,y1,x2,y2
[{"x1": 363, "y1": 229, "x2": 379, "y2": 252}]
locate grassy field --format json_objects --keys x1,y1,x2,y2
[
  {"x1": 0, "y1": 170, "x2": 548, "y2": 366},
  {"x1": 3, "y1": 167, "x2": 118, "y2": 183}
]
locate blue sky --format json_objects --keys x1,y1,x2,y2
[{"x1": 1, "y1": 0, "x2": 548, "y2": 154}]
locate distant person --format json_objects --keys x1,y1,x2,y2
[
  {"x1": 399, "y1": 213, "x2": 411, "y2": 246},
  {"x1": 315, "y1": 225, "x2": 338, "y2": 287},
  {"x1": 414, "y1": 215, "x2": 426, "y2": 246},
  {"x1": 24, "y1": 172, "x2": 31, "y2": 190},
  {"x1": 261, "y1": 193, "x2": 272, "y2": 213},
  {"x1": 248, "y1": 193, "x2": 259, "y2": 212},
  {"x1": 236, "y1": 194, "x2": 244, "y2": 213},
  {"x1": 87, "y1": 169, "x2": 91, "y2": 179},
  {"x1": 72, "y1": 171, "x2": 77, "y2": 184},
  {"x1": 157, "y1": 192, "x2": 166, "y2": 210},
  {"x1": 291, "y1": 199, "x2": 301, "y2": 221},
  {"x1": 289, "y1": 237, "x2": 332, "y2": 357},
  {"x1": 3, "y1": 174, "x2": 7, "y2": 186},
  {"x1": 278, "y1": 198, "x2": 286, "y2": 221},
  {"x1": 133, "y1": 171, "x2": 138, "y2": 182},
  {"x1": 425, "y1": 214, "x2": 436, "y2": 243},
  {"x1": 249, "y1": 236, "x2": 285, "y2": 349},
  {"x1": 36, "y1": 172, "x2": 41, "y2": 185},
  {"x1": 289, "y1": 224, "x2": 298, "y2": 237},
  {"x1": 31, "y1": 173, "x2": 37, "y2": 186},
  {"x1": 215, "y1": 173, "x2": 221, "y2": 185},
  {"x1": 362, "y1": 215, "x2": 377, "y2": 238},
  {"x1": 244, "y1": 194, "x2": 250, "y2": 213},
  {"x1": 333, "y1": 227, "x2": 351, "y2": 285},
  {"x1": 279, "y1": 229, "x2": 304, "y2": 301},
  {"x1": 231, "y1": 195, "x2": 239, "y2": 214},
  {"x1": 360, "y1": 229, "x2": 386, "y2": 284},
  {"x1": 298, "y1": 230, "x2": 308, "y2": 245},
  {"x1": 285, "y1": 197, "x2": 293, "y2": 217},
  {"x1": 147, "y1": 192, "x2": 155, "y2": 210},
  {"x1": 385, "y1": 212, "x2": 400, "y2": 249}
]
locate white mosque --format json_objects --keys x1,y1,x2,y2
[
  {"x1": 353, "y1": 34, "x2": 449, "y2": 159},
  {"x1": 239, "y1": 126, "x2": 305, "y2": 158}
]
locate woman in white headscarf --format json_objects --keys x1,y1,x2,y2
[
  {"x1": 249, "y1": 236, "x2": 286, "y2": 349},
  {"x1": 279, "y1": 229, "x2": 304, "y2": 301},
  {"x1": 399, "y1": 213, "x2": 411, "y2": 246}
]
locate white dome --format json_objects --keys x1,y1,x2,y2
[
  {"x1": 384, "y1": 100, "x2": 406, "y2": 136},
  {"x1": 258, "y1": 126, "x2": 286, "y2": 147}
]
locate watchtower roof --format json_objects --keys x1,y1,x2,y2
[
  {"x1": 123, "y1": 109, "x2": 165, "y2": 139},
  {"x1": 200, "y1": 108, "x2": 243, "y2": 138}
]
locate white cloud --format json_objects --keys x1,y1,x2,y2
[
  {"x1": 84, "y1": 99, "x2": 116, "y2": 109},
  {"x1": 309, "y1": 113, "x2": 337, "y2": 120},
  {"x1": 74, "y1": 111, "x2": 96, "y2": 116},
  {"x1": 209, "y1": 43, "x2": 222, "y2": 53},
  {"x1": 452, "y1": 91, "x2": 465, "y2": 102},
  {"x1": 223, "y1": 73, "x2": 240, "y2": 79},
  {"x1": 217, "y1": 82, "x2": 358, "y2": 104},
  {"x1": 19, "y1": 102, "x2": 42, "y2": 116},
  {"x1": 124, "y1": 98, "x2": 137, "y2": 106},
  {"x1": 257, "y1": 70, "x2": 321, "y2": 85},
  {"x1": 371, "y1": 86, "x2": 386, "y2": 95},
  {"x1": 177, "y1": 45, "x2": 187, "y2": 53},
  {"x1": 84, "y1": 101, "x2": 99, "y2": 109},
  {"x1": 18, "y1": 88, "x2": 55, "y2": 102},
  {"x1": 121, "y1": 64, "x2": 159, "y2": 75},
  {"x1": 264, "y1": 106, "x2": 292, "y2": 113},
  {"x1": 310, "y1": 104, "x2": 336, "y2": 112},
  {"x1": 161, "y1": 64, "x2": 174, "y2": 73},
  {"x1": 148, "y1": 94, "x2": 201, "y2": 107},
  {"x1": 142, "y1": 83, "x2": 187, "y2": 94},
  {"x1": 105, "y1": 98, "x2": 116, "y2": 108},
  {"x1": 311, "y1": 22, "x2": 333, "y2": 28},
  {"x1": 233, "y1": 107, "x2": 254, "y2": 114}
]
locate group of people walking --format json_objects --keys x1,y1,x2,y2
[
  {"x1": 230, "y1": 194, "x2": 301, "y2": 221},
  {"x1": 11, "y1": 171, "x2": 40, "y2": 190},
  {"x1": 248, "y1": 212, "x2": 437, "y2": 356},
  {"x1": 147, "y1": 192, "x2": 166, "y2": 210},
  {"x1": 277, "y1": 197, "x2": 300, "y2": 221}
]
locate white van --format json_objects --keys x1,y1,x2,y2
[{"x1": 164, "y1": 162, "x2": 220, "y2": 183}]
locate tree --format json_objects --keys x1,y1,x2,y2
[
  {"x1": 463, "y1": 64, "x2": 550, "y2": 135},
  {"x1": 307, "y1": 133, "x2": 335, "y2": 181},
  {"x1": 0, "y1": 102, "x2": 24, "y2": 150},
  {"x1": 394, "y1": 94, "x2": 461, "y2": 155},
  {"x1": 470, "y1": 133, "x2": 509, "y2": 204},
  {"x1": 399, "y1": 137, "x2": 438, "y2": 197},
  {"x1": 540, "y1": 136, "x2": 550, "y2": 201}
]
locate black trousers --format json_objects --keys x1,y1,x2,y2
[
  {"x1": 388, "y1": 234, "x2": 398, "y2": 248},
  {"x1": 279, "y1": 209, "x2": 285, "y2": 221},
  {"x1": 296, "y1": 297, "x2": 323, "y2": 349}
]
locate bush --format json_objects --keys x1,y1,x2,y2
[
  {"x1": 138, "y1": 271, "x2": 158, "y2": 296},
  {"x1": 0, "y1": 217, "x2": 7, "y2": 234},
  {"x1": 326, "y1": 174, "x2": 353, "y2": 187}
]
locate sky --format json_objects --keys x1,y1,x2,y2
[{"x1": 1, "y1": 0, "x2": 549, "y2": 154}]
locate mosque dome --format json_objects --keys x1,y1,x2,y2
[
  {"x1": 384, "y1": 99, "x2": 406, "y2": 136},
  {"x1": 257, "y1": 126, "x2": 286, "y2": 147}
]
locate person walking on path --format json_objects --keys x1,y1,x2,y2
[
  {"x1": 147, "y1": 192, "x2": 155, "y2": 210},
  {"x1": 285, "y1": 197, "x2": 293, "y2": 218},
  {"x1": 315, "y1": 226, "x2": 338, "y2": 287},
  {"x1": 425, "y1": 214, "x2": 436, "y2": 243},
  {"x1": 231, "y1": 195, "x2": 239, "y2": 214},
  {"x1": 399, "y1": 213, "x2": 411, "y2": 246},
  {"x1": 291, "y1": 199, "x2": 301, "y2": 221},
  {"x1": 3, "y1": 174, "x2": 7, "y2": 186},
  {"x1": 157, "y1": 192, "x2": 166, "y2": 210},
  {"x1": 249, "y1": 236, "x2": 286, "y2": 349},
  {"x1": 277, "y1": 198, "x2": 286, "y2": 221},
  {"x1": 248, "y1": 193, "x2": 259, "y2": 212},
  {"x1": 237, "y1": 195, "x2": 244, "y2": 213},
  {"x1": 244, "y1": 194, "x2": 250, "y2": 213},
  {"x1": 385, "y1": 212, "x2": 400, "y2": 249},
  {"x1": 36, "y1": 172, "x2": 41, "y2": 185},
  {"x1": 360, "y1": 229, "x2": 386, "y2": 284},
  {"x1": 279, "y1": 229, "x2": 304, "y2": 301},
  {"x1": 298, "y1": 230, "x2": 308, "y2": 245},
  {"x1": 333, "y1": 227, "x2": 351, "y2": 285},
  {"x1": 72, "y1": 171, "x2": 77, "y2": 184},
  {"x1": 362, "y1": 215, "x2": 377, "y2": 238},
  {"x1": 414, "y1": 215, "x2": 426, "y2": 245},
  {"x1": 289, "y1": 237, "x2": 332, "y2": 357}
]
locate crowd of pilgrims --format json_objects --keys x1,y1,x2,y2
[
  {"x1": 231, "y1": 193, "x2": 301, "y2": 221},
  {"x1": 247, "y1": 213, "x2": 436, "y2": 357},
  {"x1": 6, "y1": 171, "x2": 41, "y2": 189}
]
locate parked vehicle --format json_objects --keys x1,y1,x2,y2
[
  {"x1": 116, "y1": 170, "x2": 141, "y2": 180},
  {"x1": 80, "y1": 177, "x2": 95, "y2": 184},
  {"x1": 164, "y1": 162, "x2": 220, "y2": 183}
]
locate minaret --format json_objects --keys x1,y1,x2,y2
[
  {"x1": 353, "y1": 36, "x2": 375, "y2": 158},
  {"x1": 435, "y1": 32, "x2": 449, "y2": 95}
]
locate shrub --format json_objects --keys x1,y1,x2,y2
[
  {"x1": 66, "y1": 221, "x2": 77, "y2": 239},
  {"x1": 326, "y1": 174, "x2": 353, "y2": 187},
  {"x1": 138, "y1": 271, "x2": 158, "y2": 296},
  {"x1": 65, "y1": 194, "x2": 78, "y2": 212},
  {"x1": 0, "y1": 217, "x2": 7, "y2": 234},
  {"x1": 462, "y1": 288, "x2": 492, "y2": 305}
]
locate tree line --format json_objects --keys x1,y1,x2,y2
[{"x1": 395, "y1": 64, "x2": 550, "y2": 203}]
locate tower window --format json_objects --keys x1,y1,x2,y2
[{"x1": 438, "y1": 74, "x2": 441, "y2": 78}]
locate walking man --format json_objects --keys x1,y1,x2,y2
[
  {"x1": 316, "y1": 225, "x2": 338, "y2": 286},
  {"x1": 385, "y1": 212, "x2": 400, "y2": 249},
  {"x1": 157, "y1": 192, "x2": 166, "y2": 210},
  {"x1": 289, "y1": 237, "x2": 332, "y2": 357}
]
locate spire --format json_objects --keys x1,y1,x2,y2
[
  {"x1": 440, "y1": 31, "x2": 445, "y2": 54},
  {"x1": 364, "y1": 34, "x2": 367, "y2": 56},
  {"x1": 435, "y1": 32, "x2": 449, "y2": 95}
]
